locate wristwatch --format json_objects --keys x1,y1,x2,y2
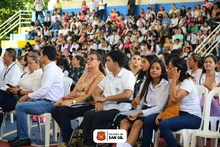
[{"x1": 72, "y1": 100, "x2": 76, "y2": 104}]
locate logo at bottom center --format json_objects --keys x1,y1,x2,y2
[{"x1": 93, "y1": 129, "x2": 127, "y2": 143}]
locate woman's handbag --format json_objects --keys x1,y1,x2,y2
[{"x1": 161, "y1": 102, "x2": 179, "y2": 120}]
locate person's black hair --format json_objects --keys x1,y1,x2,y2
[
  {"x1": 30, "y1": 21, "x2": 35, "y2": 26},
  {"x1": 41, "y1": 46, "x2": 56, "y2": 61},
  {"x1": 170, "y1": 58, "x2": 192, "y2": 82},
  {"x1": 59, "y1": 55, "x2": 70, "y2": 72},
  {"x1": 136, "y1": 55, "x2": 159, "y2": 83},
  {"x1": 165, "y1": 54, "x2": 179, "y2": 66},
  {"x1": 137, "y1": 30, "x2": 142, "y2": 37},
  {"x1": 171, "y1": 49, "x2": 182, "y2": 57},
  {"x1": 19, "y1": 54, "x2": 28, "y2": 67},
  {"x1": 107, "y1": 50, "x2": 126, "y2": 68},
  {"x1": 74, "y1": 55, "x2": 85, "y2": 67},
  {"x1": 163, "y1": 52, "x2": 170, "y2": 62},
  {"x1": 5, "y1": 48, "x2": 16, "y2": 61},
  {"x1": 0, "y1": 47, "x2": 2, "y2": 56},
  {"x1": 140, "y1": 59, "x2": 168, "y2": 102}
]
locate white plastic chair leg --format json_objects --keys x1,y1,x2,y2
[
  {"x1": 28, "y1": 115, "x2": 33, "y2": 137},
  {"x1": 37, "y1": 116, "x2": 43, "y2": 140},
  {"x1": 10, "y1": 113, "x2": 14, "y2": 123},
  {"x1": 1, "y1": 113, "x2": 7, "y2": 138},
  {"x1": 154, "y1": 130, "x2": 160, "y2": 147},
  {"x1": 191, "y1": 134, "x2": 197, "y2": 147},
  {"x1": 210, "y1": 138, "x2": 218, "y2": 147},
  {"x1": 181, "y1": 130, "x2": 189, "y2": 147},
  {"x1": 58, "y1": 129, "x2": 62, "y2": 147},
  {"x1": 44, "y1": 113, "x2": 51, "y2": 147},
  {"x1": 52, "y1": 118, "x2": 58, "y2": 142}
]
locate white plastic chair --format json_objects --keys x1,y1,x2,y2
[
  {"x1": 0, "y1": 110, "x2": 15, "y2": 138},
  {"x1": 154, "y1": 85, "x2": 209, "y2": 147},
  {"x1": 191, "y1": 87, "x2": 220, "y2": 147},
  {"x1": 27, "y1": 77, "x2": 73, "y2": 147}
]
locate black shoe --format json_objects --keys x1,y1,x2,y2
[
  {"x1": 8, "y1": 136, "x2": 19, "y2": 143},
  {"x1": 9, "y1": 138, "x2": 31, "y2": 146}
]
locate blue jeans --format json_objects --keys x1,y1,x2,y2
[
  {"x1": 16, "y1": 100, "x2": 55, "y2": 139},
  {"x1": 143, "y1": 112, "x2": 201, "y2": 147}
]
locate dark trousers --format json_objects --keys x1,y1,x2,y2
[
  {"x1": 128, "y1": 6, "x2": 135, "y2": 16},
  {"x1": 0, "y1": 90, "x2": 17, "y2": 125},
  {"x1": 83, "y1": 109, "x2": 120, "y2": 145},
  {"x1": 98, "y1": 9, "x2": 104, "y2": 20},
  {"x1": 35, "y1": 10, "x2": 42, "y2": 21},
  {"x1": 51, "y1": 105, "x2": 94, "y2": 142}
]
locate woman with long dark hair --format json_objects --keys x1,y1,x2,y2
[
  {"x1": 199, "y1": 54, "x2": 220, "y2": 116},
  {"x1": 116, "y1": 60, "x2": 169, "y2": 147},
  {"x1": 68, "y1": 55, "x2": 85, "y2": 90}
]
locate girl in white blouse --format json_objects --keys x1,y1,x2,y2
[{"x1": 116, "y1": 60, "x2": 170, "y2": 147}]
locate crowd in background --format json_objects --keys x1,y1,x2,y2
[{"x1": 1, "y1": 0, "x2": 220, "y2": 147}]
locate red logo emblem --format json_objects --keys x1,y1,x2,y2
[{"x1": 96, "y1": 131, "x2": 106, "y2": 141}]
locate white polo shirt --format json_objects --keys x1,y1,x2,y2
[{"x1": 98, "y1": 68, "x2": 136, "y2": 111}]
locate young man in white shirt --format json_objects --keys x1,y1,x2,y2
[
  {"x1": 9, "y1": 46, "x2": 64, "y2": 146},
  {"x1": 82, "y1": 50, "x2": 136, "y2": 146},
  {"x1": 109, "y1": 29, "x2": 121, "y2": 48},
  {"x1": 186, "y1": 30, "x2": 197, "y2": 50},
  {"x1": 0, "y1": 48, "x2": 23, "y2": 125}
]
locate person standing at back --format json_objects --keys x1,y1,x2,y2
[
  {"x1": 34, "y1": 0, "x2": 44, "y2": 21},
  {"x1": 8, "y1": 46, "x2": 64, "y2": 146},
  {"x1": 97, "y1": 0, "x2": 106, "y2": 20},
  {"x1": 128, "y1": 0, "x2": 136, "y2": 16}
]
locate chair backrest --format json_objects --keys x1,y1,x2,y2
[
  {"x1": 202, "y1": 87, "x2": 220, "y2": 132},
  {"x1": 196, "y1": 85, "x2": 209, "y2": 129},
  {"x1": 196, "y1": 85, "x2": 209, "y2": 100},
  {"x1": 63, "y1": 77, "x2": 73, "y2": 96}
]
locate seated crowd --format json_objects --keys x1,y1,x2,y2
[{"x1": 0, "y1": 0, "x2": 220, "y2": 147}]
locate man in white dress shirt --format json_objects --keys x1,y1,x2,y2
[
  {"x1": 0, "y1": 48, "x2": 22, "y2": 125},
  {"x1": 82, "y1": 50, "x2": 136, "y2": 146},
  {"x1": 9, "y1": 46, "x2": 64, "y2": 146}
]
